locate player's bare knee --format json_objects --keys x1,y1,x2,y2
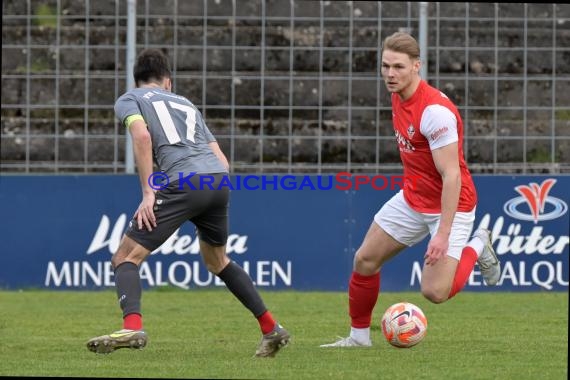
[
  {"x1": 111, "y1": 255, "x2": 140, "y2": 269},
  {"x1": 200, "y1": 243, "x2": 229, "y2": 274},
  {"x1": 353, "y1": 251, "x2": 379, "y2": 275},
  {"x1": 421, "y1": 286, "x2": 448, "y2": 304},
  {"x1": 111, "y1": 251, "x2": 127, "y2": 269},
  {"x1": 111, "y1": 247, "x2": 147, "y2": 269},
  {"x1": 204, "y1": 260, "x2": 225, "y2": 274}
]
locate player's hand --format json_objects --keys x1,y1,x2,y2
[
  {"x1": 424, "y1": 232, "x2": 449, "y2": 265},
  {"x1": 133, "y1": 192, "x2": 157, "y2": 231}
]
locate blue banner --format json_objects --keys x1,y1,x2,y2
[{"x1": 0, "y1": 175, "x2": 568, "y2": 291}]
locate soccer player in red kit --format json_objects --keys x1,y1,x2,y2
[{"x1": 321, "y1": 32, "x2": 500, "y2": 347}]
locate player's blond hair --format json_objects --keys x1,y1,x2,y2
[{"x1": 382, "y1": 32, "x2": 420, "y2": 60}]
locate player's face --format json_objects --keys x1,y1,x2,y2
[{"x1": 381, "y1": 50, "x2": 421, "y2": 99}]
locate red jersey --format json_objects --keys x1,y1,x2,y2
[{"x1": 391, "y1": 80, "x2": 477, "y2": 213}]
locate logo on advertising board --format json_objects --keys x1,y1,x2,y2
[
  {"x1": 475, "y1": 178, "x2": 569, "y2": 290},
  {"x1": 503, "y1": 179, "x2": 568, "y2": 223},
  {"x1": 44, "y1": 214, "x2": 292, "y2": 289}
]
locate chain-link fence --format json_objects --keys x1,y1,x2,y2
[{"x1": 2, "y1": 1, "x2": 569, "y2": 174}]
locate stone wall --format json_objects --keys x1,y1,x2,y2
[{"x1": 1, "y1": 2, "x2": 569, "y2": 172}]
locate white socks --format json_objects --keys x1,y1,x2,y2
[
  {"x1": 350, "y1": 327, "x2": 371, "y2": 345},
  {"x1": 467, "y1": 235, "x2": 485, "y2": 257}
]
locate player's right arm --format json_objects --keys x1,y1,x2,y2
[
  {"x1": 115, "y1": 94, "x2": 157, "y2": 232},
  {"x1": 129, "y1": 117, "x2": 157, "y2": 232}
]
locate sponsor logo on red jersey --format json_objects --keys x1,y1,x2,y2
[{"x1": 429, "y1": 126, "x2": 449, "y2": 142}]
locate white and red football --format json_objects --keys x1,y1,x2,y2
[{"x1": 381, "y1": 302, "x2": 427, "y2": 348}]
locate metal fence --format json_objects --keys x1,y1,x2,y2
[{"x1": 2, "y1": 1, "x2": 569, "y2": 174}]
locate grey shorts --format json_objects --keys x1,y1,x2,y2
[{"x1": 126, "y1": 173, "x2": 229, "y2": 251}]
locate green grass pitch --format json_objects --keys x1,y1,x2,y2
[{"x1": 0, "y1": 289, "x2": 567, "y2": 379}]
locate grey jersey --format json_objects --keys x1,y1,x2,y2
[{"x1": 115, "y1": 87, "x2": 227, "y2": 182}]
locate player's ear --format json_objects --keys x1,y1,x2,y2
[
  {"x1": 164, "y1": 77, "x2": 172, "y2": 91},
  {"x1": 414, "y1": 58, "x2": 421, "y2": 74}
]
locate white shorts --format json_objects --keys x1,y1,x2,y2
[{"x1": 373, "y1": 190, "x2": 476, "y2": 260}]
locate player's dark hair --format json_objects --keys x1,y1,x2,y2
[
  {"x1": 382, "y1": 32, "x2": 420, "y2": 60},
  {"x1": 133, "y1": 48, "x2": 172, "y2": 86}
]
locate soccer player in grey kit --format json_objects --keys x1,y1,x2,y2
[{"x1": 86, "y1": 48, "x2": 290, "y2": 357}]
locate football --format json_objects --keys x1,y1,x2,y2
[{"x1": 381, "y1": 302, "x2": 427, "y2": 348}]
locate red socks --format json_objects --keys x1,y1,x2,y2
[
  {"x1": 349, "y1": 271, "x2": 380, "y2": 328},
  {"x1": 123, "y1": 313, "x2": 142, "y2": 330},
  {"x1": 124, "y1": 310, "x2": 276, "y2": 334},
  {"x1": 257, "y1": 310, "x2": 276, "y2": 334},
  {"x1": 120, "y1": 252, "x2": 474, "y2": 334},
  {"x1": 448, "y1": 246, "x2": 478, "y2": 299}
]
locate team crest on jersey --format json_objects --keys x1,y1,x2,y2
[
  {"x1": 395, "y1": 130, "x2": 415, "y2": 152},
  {"x1": 407, "y1": 124, "x2": 415, "y2": 139}
]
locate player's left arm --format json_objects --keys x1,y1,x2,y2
[
  {"x1": 425, "y1": 143, "x2": 461, "y2": 264},
  {"x1": 421, "y1": 104, "x2": 461, "y2": 265},
  {"x1": 426, "y1": 143, "x2": 461, "y2": 261},
  {"x1": 208, "y1": 141, "x2": 230, "y2": 172},
  {"x1": 201, "y1": 117, "x2": 230, "y2": 172}
]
